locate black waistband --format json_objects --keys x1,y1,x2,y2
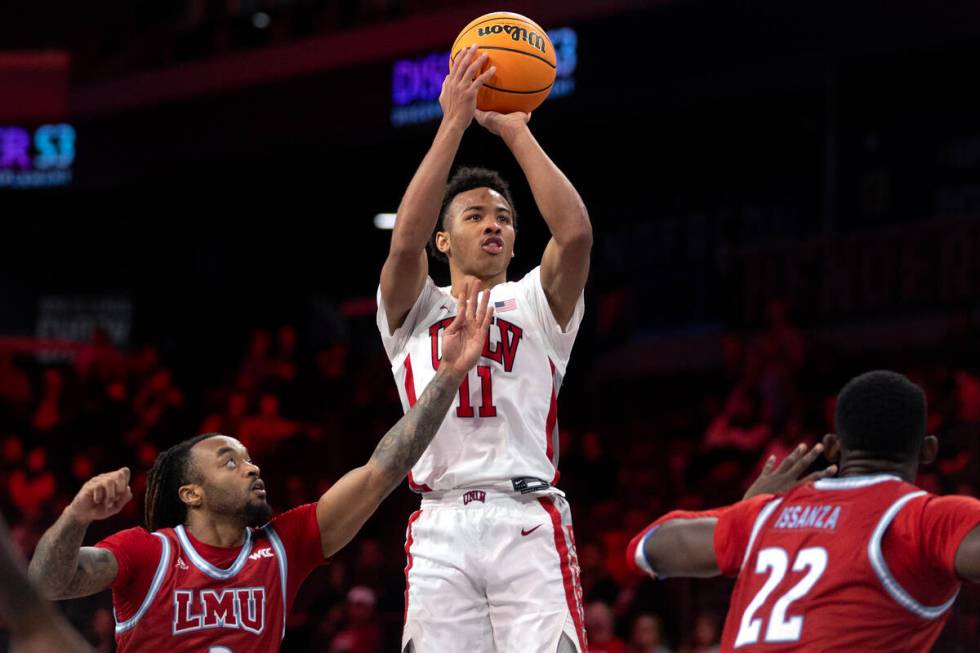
[{"x1": 511, "y1": 477, "x2": 552, "y2": 494}]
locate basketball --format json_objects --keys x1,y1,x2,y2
[{"x1": 450, "y1": 12, "x2": 557, "y2": 114}]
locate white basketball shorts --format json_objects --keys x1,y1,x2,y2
[{"x1": 401, "y1": 488, "x2": 588, "y2": 652}]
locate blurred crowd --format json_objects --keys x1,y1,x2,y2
[{"x1": 1, "y1": 297, "x2": 979, "y2": 651}]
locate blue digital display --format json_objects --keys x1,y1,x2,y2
[
  {"x1": 0, "y1": 123, "x2": 75, "y2": 188},
  {"x1": 391, "y1": 27, "x2": 578, "y2": 127}
]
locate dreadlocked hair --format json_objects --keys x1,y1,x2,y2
[{"x1": 145, "y1": 433, "x2": 216, "y2": 532}]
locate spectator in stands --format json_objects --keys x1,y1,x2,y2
[
  {"x1": 32, "y1": 368, "x2": 65, "y2": 433},
  {"x1": 684, "y1": 613, "x2": 721, "y2": 653},
  {"x1": 587, "y1": 601, "x2": 628, "y2": 653},
  {"x1": 702, "y1": 385, "x2": 770, "y2": 453},
  {"x1": 238, "y1": 391, "x2": 299, "y2": 456},
  {"x1": 9, "y1": 448, "x2": 56, "y2": 520},
  {"x1": 328, "y1": 585, "x2": 383, "y2": 653},
  {"x1": 580, "y1": 541, "x2": 620, "y2": 605},
  {"x1": 629, "y1": 613, "x2": 672, "y2": 653},
  {"x1": 75, "y1": 326, "x2": 126, "y2": 384},
  {"x1": 0, "y1": 352, "x2": 32, "y2": 408}
]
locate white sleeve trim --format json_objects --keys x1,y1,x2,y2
[
  {"x1": 634, "y1": 526, "x2": 659, "y2": 577},
  {"x1": 519, "y1": 266, "x2": 584, "y2": 377},
  {"x1": 376, "y1": 277, "x2": 437, "y2": 363},
  {"x1": 868, "y1": 491, "x2": 959, "y2": 619},
  {"x1": 114, "y1": 532, "x2": 171, "y2": 633}
]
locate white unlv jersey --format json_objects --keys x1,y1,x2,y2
[{"x1": 376, "y1": 266, "x2": 584, "y2": 492}]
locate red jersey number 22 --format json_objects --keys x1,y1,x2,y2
[{"x1": 734, "y1": 546, "x2": 828, "y2": 647}]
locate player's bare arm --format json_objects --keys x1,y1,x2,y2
[
  {"x1": 28, "y1": 467, "x2": 131, "y2": 600},
  {"x1": 475, "y1": 110, "x2": 592, "y2": 328},
  {"x1": 316, "y1": 283, "x2": 493, "y2": 557},
  {"x1": 380, "y1": 46, "x2": 496, "y2": 333},
  {"x1": 955, "y1": 525, "x2": 980, "y2": 583},
  {"x1": 643, "y1": 517, "x2": 720, "y2": 579},
  {"x1": 0, "y1": 516, "x2": 93, "y2": 653}
]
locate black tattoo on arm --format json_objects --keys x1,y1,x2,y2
[
  {"x1": 369, "y1": 367, "x2": 461, "y2": 490},
  {"x1": 28, "y1": 511, "x2": 118, "y2": 600}
]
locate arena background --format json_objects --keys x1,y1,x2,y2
[{"x1": 3, "y1": 0, "x2": 980, "y2": 650}]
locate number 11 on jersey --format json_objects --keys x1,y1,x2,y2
[{"x1": 457, "y1": 365, "x2": 497, "y2": 418}]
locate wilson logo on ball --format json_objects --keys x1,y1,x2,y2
[{"x1": 476, "y1": 25, "x2": 547, "y2": 54}]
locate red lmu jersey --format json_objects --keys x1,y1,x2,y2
[
  {"x1": 96, "y1": 503, "x2": 325, "y2": 652},
  {"x1": 376, "y1": 267, "x2": 584, "y2": 492},
  {"x1": 628, "y1": 476, "x2": 980, "y2": 652}
]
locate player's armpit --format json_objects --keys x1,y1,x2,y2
[
  {"x1": 540, "y1": 233, "x2": 591, "y2": 331},
  {"x1": 56, "y1": 547, "x2": 119, "y2": 600},
  {"x1": 642, "y1": 517, "x2": 721, "y2": 579},
  {"x1": 380, "y1": 249, "x2": 428, "y2": 334},
  {"x1": 954, "y1": 524, "x2": 980, "y2": 584}
]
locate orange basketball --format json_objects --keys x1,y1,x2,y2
[{"x1": 450, "y1": 12, "x2": 556, "y2": 114}]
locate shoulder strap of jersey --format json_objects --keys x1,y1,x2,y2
[
  {"x1": 261, "y1": 524, "x2": 289, "y2": 641},
  {"x1": 868, "y1": 490, "x2": 959, "y2": 619},
  {"x1": 114, "y1": 531, "x2": 172, "y2": 634}
]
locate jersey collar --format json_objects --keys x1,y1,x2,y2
[
  {"x1": 174, "y1": 524, "x2": 254, "y2": 580},
  {"x1": 813, "y1": 474, "x2": 902, "y2": 490}
]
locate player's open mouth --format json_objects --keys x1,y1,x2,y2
[
  {"x1": 481, "y1": 237, "x2": 504, "y2": 255},
  {"x1": 251, "y1": 481, "x2": 266, "y2": 497}
]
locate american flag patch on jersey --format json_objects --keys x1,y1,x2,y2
[{"x1": 494, "y1": 298, "x2": 517, "y2": 312}]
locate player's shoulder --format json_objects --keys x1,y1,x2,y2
[
  {"x1": 511, "y1": 265, "x2": 543, "y2": 289},
  {"x1": 901, "y1": 490, "x2": 980, "y2": 520},
  {"x1": 99, "y1": 525, "x2": 158, "y2": 544},
  {"x1": 261, "y1": 502, "x2": 319, "y2": 537},
  {"x1": 96, "y1": 525, "x2": 165, "y2": 562}
]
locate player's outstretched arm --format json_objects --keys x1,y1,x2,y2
[
  {"x1": 475, "y1": 110, "x2": 592, "y2": 328},
  {"x1": 0, "y1": 516, "x2": 94, "y2": 653},
  {"x1": 955, "y1": 525, "x2": 980, "y2": 583},
  {"x1": 27, "y1": 467, "x2": 131, "y2": 599},
  {"x1": 316, "y1": 284, "x2": 493, "y2": 558},
  {"x1": 380, "y1": 46, "x2": 496, "y2": 333},
  {"x1": 639, "y1": 518, "x2": 721, "y2": 579}
]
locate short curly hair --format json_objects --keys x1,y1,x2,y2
[
  {"x1": 835, "y1": 370, "x2": 927, "y2": 459},
  {"x1": 428, "y1": 167, "x2": 518, "y2": 263}
]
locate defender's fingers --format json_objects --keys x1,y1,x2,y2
[
  {"x1": 761, "y1": 455, "x2": 777, "y2": 476},
  {"x1": 776, "y1": 443, "x2": 807, "y2": 473},
  {"x1": 788, "y1": 443, "x2": 825, "y2": 477},
  {"x1": 92, "y1": 485, "x2": 105, "y2": 504},
  {"x1": 482, "y1": 302, "x2": 495, "y2": 329},
  {"x1": 467, "y1": 284, "x2": 481, "y2": 321},
  {"x1": 456, "y1": 281, "x2": 470, "y2": 312},
  {"x1": 477, "y1": 288, "x2": 491, "y2": 320},
  {"x1": 801, "y1": 465, "x2": 838, "y2": 484}
]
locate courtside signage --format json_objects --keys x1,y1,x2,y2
[{"x1": 0, "y1": 123, "x2": 75, "y2": 188}]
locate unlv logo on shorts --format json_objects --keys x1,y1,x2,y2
[{"x1": 173, "y1": 588, "x2": 266, "y2": 635}]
